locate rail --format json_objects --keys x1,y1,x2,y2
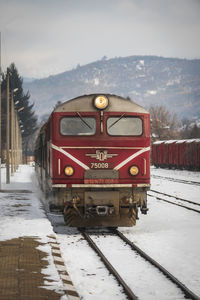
[
  {"x1": 114, "y1": 229, "x2": 200, "y2": 300},
  {"x1": 79, "y1": 228, "x2": 138, "y2": 300},
  {"x1": 151, "y1": 174, "x2": 200, "y2": 186},
  {"x1": 148, "y1": 191, "x2": 200, "y2": 214}
]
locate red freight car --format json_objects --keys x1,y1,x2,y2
[
  {"x1": 195, "y1": 139, "x2": 200, "y2": 170},
  {"x1": 164, "y1": 140, "x2": 177, "y2": 168},
  {"x1": 184, "y1": 139, "x2": 196, "y2": 169},
  {"x1": 152, "y1": 139, "x2": 200, "y2": 170},
  {"x1": 175, "y1": 140, "x2": 186, "y2": 169},
  {"x1": 151, "y1": 141, "x2": 165, "y2": 167},
  {"x1": 35, "y1": 94, "x2": 151, "y2": 227}
]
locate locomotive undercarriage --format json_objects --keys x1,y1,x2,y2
[{"x1": 50, "y1": 187, "x2": 148, "y2": 227}]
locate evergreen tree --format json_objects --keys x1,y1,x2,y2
[
  {"x1": 8, "y1": 63, "x2": 38, "y2": 136},
  {"x1": 1, "y1": 63, "x2": 38, "y2": 160}
]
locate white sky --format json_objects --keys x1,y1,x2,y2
[{"x1": 0, "y1": 0, "x2": 200, "y2": 78}]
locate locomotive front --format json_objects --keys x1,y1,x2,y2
[{"x1": 40, "y1": 94, "x2": 150, "y2": 227}]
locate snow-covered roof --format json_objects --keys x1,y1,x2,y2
[
  {"x1": 153, "y1": 141, "x2": 164, "y2": 145},
  {"x1": 154, "y1": 139, "x2": 200, "y2": 145},
  {"x1": 176, "y1": 140, "x2": 187, "y2": 144},
  {"x1": 165, "y1": 140, "x2": 177, "y2": 144},
  {"x1": 185, "y1": 139, "x2": 197, "y2": 144}
]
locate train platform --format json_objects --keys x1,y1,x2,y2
[{"x1": 0, "y1": 165, "x2": 79, "y2": 300}]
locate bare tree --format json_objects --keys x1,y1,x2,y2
[
  {"x1": 181, "y1": 119, "x2": 200, "y2": 139},
  {"x1": 149, "y1": 105, "x2": 180, "y2": 141}
]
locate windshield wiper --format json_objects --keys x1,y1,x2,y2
[
  {"x1": 108, "y1": 113, "x2": 126, "y2": 129},
  {"x1": 76, "y1": 112, "x2": 92, "y2": 129}
]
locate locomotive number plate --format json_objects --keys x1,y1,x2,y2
[{"x1": 91, "y1": 162, "x2": 109, "y2": 169}]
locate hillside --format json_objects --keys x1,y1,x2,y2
[{"x1": 23, "y1": 56, "x2": 200, "y2": 121}]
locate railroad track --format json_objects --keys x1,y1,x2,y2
[
  {"x1": 148, "y1": 190, "x2": 200, "y2": 214},
  {"x1": 80, "y1": 228, "x2": 200, "y2": 300},
  {"x1": 46, "y1": 207, "x2": 200, "y2": 299},
  {"x1": 79, "y1": 228, "x2": 138, "y2": 300},
  {"x1": 151, "y1": 174, "x2": 200, "y2": 186}
]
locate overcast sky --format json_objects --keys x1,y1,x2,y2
[{"x1": 0, "y1": 0, "x2": 200, "y2": 78}]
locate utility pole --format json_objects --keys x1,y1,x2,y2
[
  {"x1": 0, "y1": 32, "x2": 2, "y2": 189},
  {"x1": 6, "y1": 68, "x2": 10, "y2": 184},
  {"x1": 14, "y1": 109, "x2": 17, "y2": 172},
  {"x1": 11, "y1": 91, "x2": 14, "y2": 175},
  {"x1": 11, "y1": 88, "x2": 18, "y2": 175}
]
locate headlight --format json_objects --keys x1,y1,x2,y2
[
  {"x1": 94, "y1": 95, "x2": 109, "y2": 110},
  {"x1": 64, "y1": 166, "x2": 74, "y2": 176},
  {"x1": 129, "y1": 165, "x2": 139, "y2": 176}
]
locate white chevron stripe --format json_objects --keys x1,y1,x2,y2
[
  {"x1": 51, "y1": 143, "x2": 89, "y2": 170},
  {"x1": 52, "y1": 143, "x2": 149, "y2": 172},
  {"x1": 114, "y1": 146, "x2": 150, "y2": 170}
]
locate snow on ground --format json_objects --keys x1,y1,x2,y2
[
  {"x1": 56, "y1": 227, "x2": 127, "y2": 300},
  {"x1": 0, "y1": 164, "x2": 200, "y2": 299},
  {"x1": 151, "y1": 166, "x2": 200, "y2": 182},
  {"x1": 121, "y1": 167, "x2": 200, "y2": 297},
  {"x1": 0, "y1": 165, "x2": 67, "y2": 298},
  {"x1": 91, "y1": 234, "x2": 183, "y2": 300},
  {"x1": 0, "y1": 165, "x2": 52, "y2": 241},
  {"x1": 48, "y1": 213, "x2": 128, "y2": 299},
  {"x1": 151, "y1": 167, "x2": 200, "y2": 203},
  {"x1": 53, "y1": 166, "x2": 200, "y2": 299}
]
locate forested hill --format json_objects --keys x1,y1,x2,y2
[{"x1": 24, "y1": 56, "x2": 200, "y2": 121}]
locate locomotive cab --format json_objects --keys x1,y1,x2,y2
[{"x1": 35, "y1": 94, "x2": 150, "y2": 227}]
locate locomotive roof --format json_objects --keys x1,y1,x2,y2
[{"x1": 53, "y1": 94, "x2": 149, "y2": 114}]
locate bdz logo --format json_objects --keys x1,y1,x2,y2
[{"x1": 86, "y1": 150, "x2": 118, "y2": 161}]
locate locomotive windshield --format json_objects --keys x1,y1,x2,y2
[
  {"x1": 60, "y1": 117, "x2": 96, "y2": 135},
  {"x1": 107, "y1": 116, "x2": 142, "y2": 136}
]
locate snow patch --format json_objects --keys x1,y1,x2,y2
[
  {"x1": 94, "y1": 78, "x2": 99, "y2": 86},
  {"x1": 166, "y1": 78, "x2": 180, "y2": 86},
  {"x1": 136, "y1": 60, "x2": 145, "y2": 71},
  {"x1": 147, "y1": 90, "x2": 157, "y2": 95}
]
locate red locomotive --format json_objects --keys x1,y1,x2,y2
[
  {"x1": 35, "y1": 94, "x2": 150, "y2": 227},
  {"x1": 152, "y1": 139, "x2": 200, "y2": 170}
]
